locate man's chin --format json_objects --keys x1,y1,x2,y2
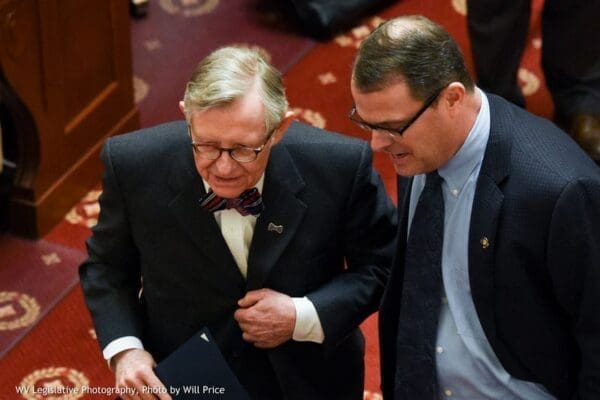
[
  {"x1": 392, "y1": 163, "x2": 422, "y2": 178},
  {"x1": 211, "y1": 186, "x2": 246, "y2": 199},
  {"x1": 389, "y1": 155, "x2": 426, "y2": 177}
]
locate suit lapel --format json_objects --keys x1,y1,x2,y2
[
  {"x1": 469, "y1": 95, "x2": 511, "y2": 345},
  {"x1": 381, "y1": 176, "x2": 412, "y2": 318},
  {"x1": 246, "y1": 145, "x2": 307, "y2": 290},
  {"x1": 167, "y1": 149, "x2": 245, "y2": 295},
  {"x1": 380, "y1": 175, "x2": 412, "y2": 384}
]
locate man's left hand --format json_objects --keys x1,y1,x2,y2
[{"x1": 234, "y1": 288, "x2": 296, "y2": 349}]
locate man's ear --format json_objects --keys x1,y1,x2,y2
[
  {"x1": 443, "y1": 82, "x2": 466, "y2": 113},
  {"x1": 178, "y1": 100, "x2": 186, "y2": 116},
  {"x1": 271, "y1": 111, "x2": 296, "y2": 144}
]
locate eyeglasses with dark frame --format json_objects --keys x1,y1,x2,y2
[
  {"x1": 188, "y1": 125, "x2": 276, "y2": 163},
  {"x1": 348, "y1": 86, "x2": 446, "y2": 137}
]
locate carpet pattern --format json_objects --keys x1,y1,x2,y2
[
  {"x1": 130, "y1": 0, "x2": 317, "y2": 128},
  {"x1": 1, "y1": 0, "x2": 551, "y2": 398},
  {"x1": 0, "y1": 287, "x2": 112, "y2": 400},
  {"x1": 0, "y1": 236, "x2": 86, "y2": 359}
]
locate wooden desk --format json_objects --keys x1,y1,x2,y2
[{"x1": 0, "y1": 0, "x2": 139, "y2": 237}]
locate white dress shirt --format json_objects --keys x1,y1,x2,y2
[{"x1": 103, "y1": 175, "x2": 324, "y2": 361}]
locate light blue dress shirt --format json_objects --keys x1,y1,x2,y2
[{"x1": 407, "y1": 90, "x2": 554, "y2": 399}]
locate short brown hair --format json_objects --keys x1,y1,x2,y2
[{"x1": 353, "y1": 15, "x2": 474, "y2": 100}]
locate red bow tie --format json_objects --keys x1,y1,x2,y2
[{"x1": 199, "y1": 187, "x2": 264, "y2": 216}]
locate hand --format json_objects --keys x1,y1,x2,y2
[
  {"x1": 234, "y1": 288, "x2": 296, "y2": 349},
  {"x1": 112, "y1": 348, "x2": 172, "y2": 400}
]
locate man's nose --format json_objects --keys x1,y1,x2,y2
[
  {"x1": 214, "y1": 151, "x2": 236, "y2": 174},
  {"x1": 370, "y1": 130, "x2": 394, "y2": 153}
]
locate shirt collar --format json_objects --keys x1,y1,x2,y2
[{"x1": 438, "y1": 88, "x2": 490, "y2": 191}]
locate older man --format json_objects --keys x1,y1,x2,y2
[{"x1": 80, "y1": 46, "x2": 396, "y2": 400}]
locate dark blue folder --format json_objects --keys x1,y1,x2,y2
[{"x1": 155, "y1": 327, "x2": 251, "y2": 399}]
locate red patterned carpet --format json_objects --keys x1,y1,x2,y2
[
  {"x1": 0, "y1": 236, "x2": 86, "y2": 358},
  {"x1": 1, "y1": 0, "x2": 550, "y2": 398},
  {"x1": 129, "y1": 0, "x2": 318, "y2": 128}
]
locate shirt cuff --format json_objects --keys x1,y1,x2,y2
[
  {"x1": 102, "y1": 336, "x2": 144, "y2": 361},
  {"x1": 292, "y1": 297, "x2": 325, "y2": 343}
]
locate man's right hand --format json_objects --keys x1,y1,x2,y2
[{"x1": 111, "y1": 348, "x2": 172, "y2": 400}]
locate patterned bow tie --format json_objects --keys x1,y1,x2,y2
[{"x1": 199, "y1": 187, "x2": 264, "y2": 216}]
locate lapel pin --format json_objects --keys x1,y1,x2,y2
[
  {"x1": 268, "y1": 222, "x2": 283, "y2": 234},
  {"x1": 480, "y1": 236, "x2": 490, "y2": 249}
]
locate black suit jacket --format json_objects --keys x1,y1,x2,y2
[
  {"x1": 379, "y1": 94, "x2": 600, "y2": 399},
  {"x1": 80, "y1": 121, "x2": 397, "y2": 400}
]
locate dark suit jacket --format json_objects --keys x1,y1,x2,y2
[
  {"x1": 379, "y1": 94, "x2": 600, "y2": 400},
  {"x1": 80, "y1": 120, "x2": 397, "y2": 400}
]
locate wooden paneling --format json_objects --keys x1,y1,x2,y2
[{"x1": 0, "y1": 0, "x2": 139, "y2": 237}]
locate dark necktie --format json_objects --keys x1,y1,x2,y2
[
  {"x1": 395, "y1": 171, "x2": 445, "y2": 399},
  {"x1": 199, "y1": 187, "x2": 264, "y2": 216}
]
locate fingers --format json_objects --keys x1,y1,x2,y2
[
  {"x1": 233, "y1": 307, "x2": 248, "y2": 323},
  {"x1": 130, "y1": 370, "x2": 171, "y2": 400},
  {"x1": 253, "y1": 341, "x2": 274, "y2": 349},
  {"x1": 241, "y1": 331, "x2": 267, "y2": 348},
  {"x1": 242, "y1": 331, "x2": 255, "y2": 344},
  {"x1": 145, "y1": 372, "x2": 172, "y2": 400},
  {"x1": 237, "y1": 312, "x2": 293, "y2": 348},
  {"x1": 113, "y1": 349, "x2": 172, "y2": 400},
  {"x1": 236, "y1": 289, "x2": 295, "y2": 348},
  {"x1": 241, "y1": 329, "x2": 284, "y2": 349},
  {"x1": 117, "y1": 377, "x2": 145, "y2": 400},
  {"x1": 238, "y1": 288, "x2": 269, "y2": 307},
  {"x1": 242, "y1": 332, "x2": 270, "y2": 349},
  {"x1": 237, "y1": 310, "x2": 266, "y2": 344},
  {"x1": 118, "y1": 369, "x2": 165, "y2": 400}
]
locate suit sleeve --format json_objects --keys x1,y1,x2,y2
[
  {"x1": 306, "y1": 142, "x2": 397, "y2": 347},
  {"x1": 547, "y1": 177, "x2": 600, "y2": 399},
  {"x1": 79, "y1": 139, "x2": 145, "y2": 350}
]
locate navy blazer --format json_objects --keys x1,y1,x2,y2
[
  {"x1": 379, "y1": 94, "x2": 600, "y2": 399},
  {"x1": 80, "y1": 121, "x2": 397, "y2": 400}
]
